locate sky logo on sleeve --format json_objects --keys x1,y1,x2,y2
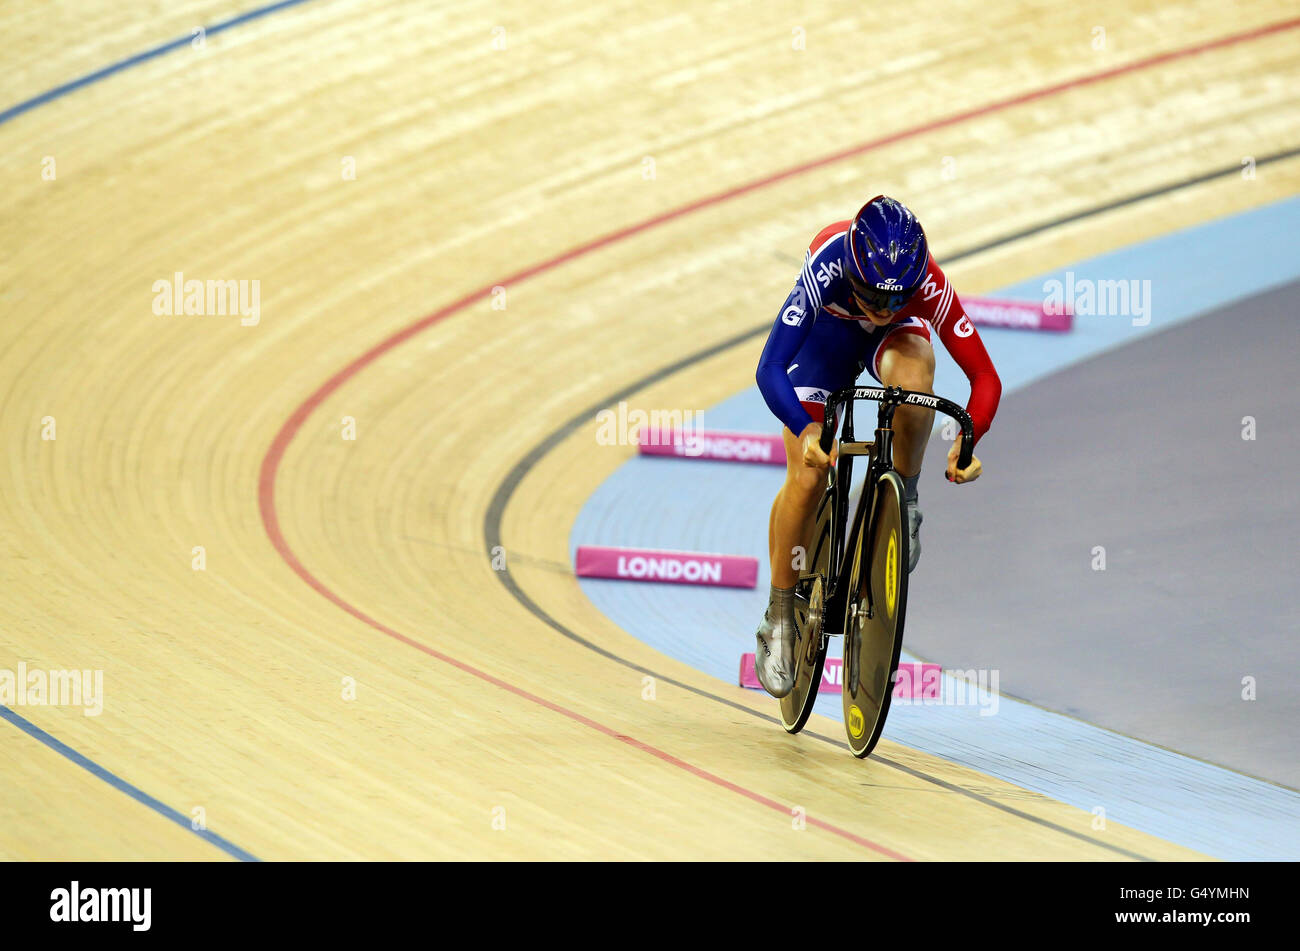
[{"x1": 813, "y1": 259, "x2": 843, "y2": 288}]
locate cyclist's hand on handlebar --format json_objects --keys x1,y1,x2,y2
[
  {"x1": 799, "y1": 422, "x2": 836, "y2": 468},
  {"x1": 945, "y1": 437, "x2": 982, "y2": 484}
]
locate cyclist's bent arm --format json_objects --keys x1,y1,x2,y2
[
  {"x1": 756, "y1": 282, "x2": 818, "y2": 437},
  {"x1": 931, "y1": 291, "x2": 1002, "y2": 446}
]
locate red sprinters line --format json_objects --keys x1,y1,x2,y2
[{"x1": 258, "y1": 18, "x2": 1300, "y2": 856}]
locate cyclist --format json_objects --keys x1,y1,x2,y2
[{"x1": 752, "y1": 195, "x2": 1002, "y2": 697}]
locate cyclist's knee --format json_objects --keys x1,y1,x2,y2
[
  {"x1": 888, "y1": 360, "x2": 934, "y2": 394},
  {"x1": 786, "y1": 462, "x2": 824, "y2": 501},
  {"x1": 894, "y1": 367, "x2": 934, "y2": 394},
  {"x1": 880, "y1": 335, "x2": 936, "y2": 392}
]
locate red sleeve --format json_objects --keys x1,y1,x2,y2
[
  {"x1": 808, "y1": 220, "x2": 852, "y2": 254},
  {"x1": 913, "y1": 257, "x2": 1002, "y2": 446}
]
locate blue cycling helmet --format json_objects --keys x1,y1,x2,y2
[{"x1": 845, "y1": 195, "x2": 928, "y2": 313}]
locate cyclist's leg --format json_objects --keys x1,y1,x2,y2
[
  {"x1": 870, "y1": 318, "x2": 935, "y2": 570},
  {"x1": 872, "y1": 320, "x2": 936, "y2": 478},
  {"x1": 770, "y1": 317, "x2": 866, "y2": 587},
  {"x1": 769, "y1": 422, "x2": 825, "y2": 588},
  {"x1": 757, "y1": 408, "x2": 830, "y2": 697},
  {"x1": 756, "y1": 320, "x2": 866, "y2": 697},
  {"x1": 767, "y1": 484, "x2": 780, "y2": 571}
]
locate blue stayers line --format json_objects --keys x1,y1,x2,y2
[
  {"x1": 1, "y1": 705, "x2": 260, "y2": 861},
  {"x1": 0, "y1": 0, "x2": 324, "y2": 128}
]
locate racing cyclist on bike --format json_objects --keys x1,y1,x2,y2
[{"x1": 752, "y1": 195, "x2": 1002, "y2": 698}]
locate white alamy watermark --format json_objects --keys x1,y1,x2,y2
[
  {"x1": 891, "y1": 666, "x2": 1001, "y2": 716},
  {"x1": 1043, "y1": 271, "x2": 1151, "y2": 326},
  {"x1": 0, "y1": 662, "x2": 103, "y2": 716},
  {"x1": 50, "y1": 882, "x2": 150, "y2": 932},
  {"x1": 152, "y1": 271, "x2": 260, "y2": 326},
  {"x1": 595, "y1": 401, "x2": 705, "y2": 452}
]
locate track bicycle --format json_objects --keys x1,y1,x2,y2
[{"x1": 778, "y1": 385, "x2": 974, "y2": 757}]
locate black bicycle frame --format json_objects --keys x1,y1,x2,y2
[{"x1": 817, "y1": 386, "x2": 974, "y2": 609}]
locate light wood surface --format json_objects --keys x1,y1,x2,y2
[{"x1": 2, "y1": 0, "x2": 1298, "y2": 859}]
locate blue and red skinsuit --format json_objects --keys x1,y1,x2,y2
[{"x1": 756, "y1": 221, "x2": 1002, "y2": 445}]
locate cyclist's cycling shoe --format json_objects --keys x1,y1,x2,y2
[
  {"x1": 907, "y1": 500, "x2": 922, "y2": 573},
  {"x1": 755, "y1": 586, "x2": 797, "y2": 698}
]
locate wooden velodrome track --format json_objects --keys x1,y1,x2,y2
[{"x1": 3, "y1": 0, "x2": 1299, "y2": 860}]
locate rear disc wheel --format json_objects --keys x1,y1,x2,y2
[{"x1": 779, "y1": 491, "x2": 835, "y2": 734}]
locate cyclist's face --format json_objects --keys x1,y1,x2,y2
[{"x1": 852, "y1": 291, "x2": 899, "y2": 325}]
